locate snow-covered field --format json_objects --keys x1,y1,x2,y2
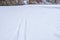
[{"x1": 0, "y1": 5, "x2": 60, "y2": 40}]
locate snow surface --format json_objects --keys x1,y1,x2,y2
[{"x1": 0, "y1": 5, "x2": 60, "y2": 40}]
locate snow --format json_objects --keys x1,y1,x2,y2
[{"x1": 0, "y1": 5, "x2": 60, "y2": 40}]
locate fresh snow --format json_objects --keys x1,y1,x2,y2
[{"x1": 0, "y1": 5, "x2": 60, "y2": 40}]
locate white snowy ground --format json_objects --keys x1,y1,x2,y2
[{"x1": 0, "y1": 5, "x2": 60, "y2": 40}]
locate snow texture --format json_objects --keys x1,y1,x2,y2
[{"x1": 0, "y1": 5, "x2": 60, "y2": 40}]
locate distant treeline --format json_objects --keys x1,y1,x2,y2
[
  {"x1": 0, "y1": 0, "x2": 24, "y2": 6},
  {"x1": 0, "y1": 0, "x2": 60, "y2": 6}
]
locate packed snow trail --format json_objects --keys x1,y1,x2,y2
[{"x1": 0, "y1": 5, "x2": 60, "y2": 40}]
